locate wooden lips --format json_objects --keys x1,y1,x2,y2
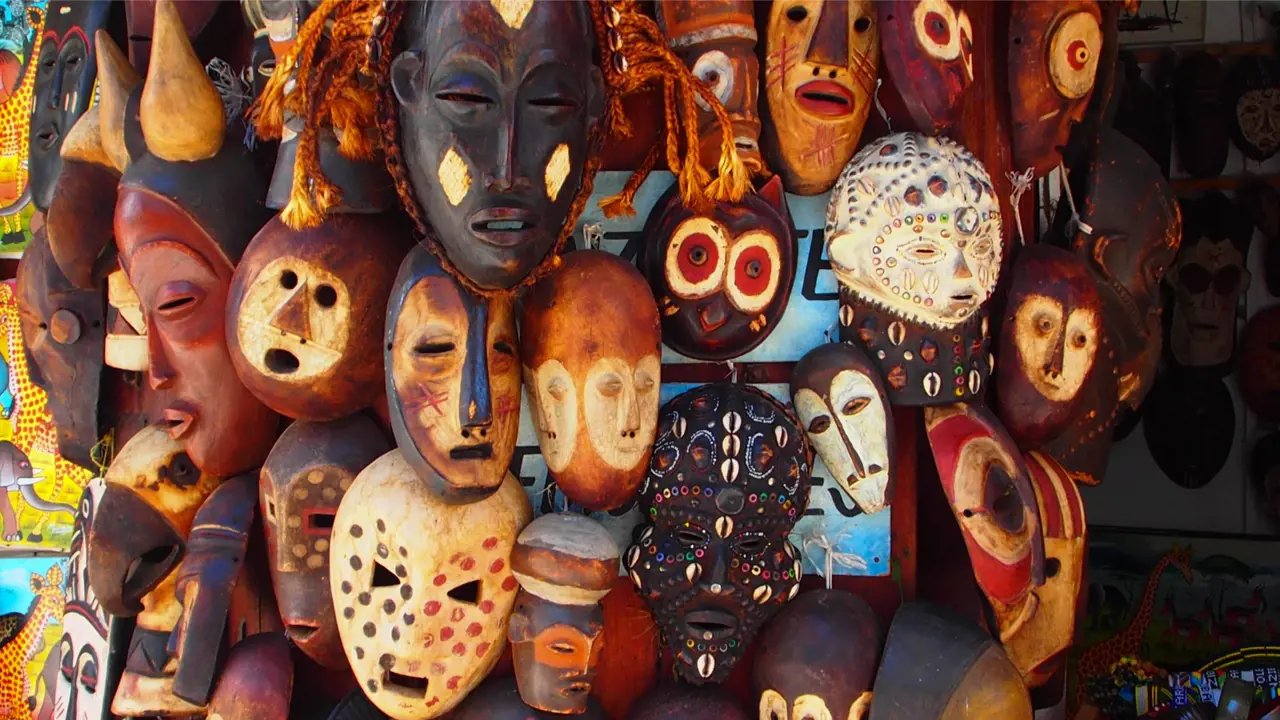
[{"x1": 521, "y1": 251, "x2": 661, "y2": 511}]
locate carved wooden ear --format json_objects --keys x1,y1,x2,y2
[
  {"x1": 390, "y1": 50, "x2": 426, "y2": 107},
  {"x1": 507, "y1": 609, "x2": 531, "y2": 642}
]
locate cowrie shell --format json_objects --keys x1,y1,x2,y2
[
  {"x1": 720, "y1": 458, "x2": 740, "y2": 483},
  {"x1": 721, "y1": 434, "x2": 741, "y2": 456},
  {"x1": 686, "y1": 563, "x2": 702, "y2": 583},
  {"x1": 640, "y1": 526, "x2": 654, "y2": 543},
  {"x1": 715, "y1": 516, "x2": 734, "y2": 538},
  {"x1": 674, "y1": 416, "x2": 687, "y2": 438},
  {"x1": 722, "y1": 412, "x2": 742, "y2": 433},
  {"x1": 788, "y1": 583, "x2": 800, "y2": 600},
  {"x1": 924, "y1": 372, "x2": 941, "y2": 397},
  {"x1": 753, "y1": 585, "x2": 773, "y2": 604},
  {"x1": 697, "y1": 654, "x2": 716, "y2": 679},
  {"x1": 888, "y1": 321, "x2": 906, "y2": 346},
  {"x1": 968, "y1": 369, "x2": 982, "y2": 395},
  {"x1": 630, "y1": 571, "x2": 642, "y2": 589},
  {"x1": 839, "y1": 304, "x2": 854, "y2": 327},
  {"x1": 774, "y1": 426, "x2": 789, "y2": 447},
  {"x1": 627, "y1": 546, "x2": 640, "y2": 569}
]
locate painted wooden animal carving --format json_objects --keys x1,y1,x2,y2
[
  {"x1": 521, "y1": 250, "x2": 660, "y2": 511},
  {"x1": 876, "y1": 0, "x2": 973, "y2": 134},
  {"x1": 762, "y1": 0, "x2": 879, "y2": 195}
]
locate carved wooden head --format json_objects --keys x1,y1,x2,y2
[
  {"x1": 643, "y1": 176, "x2": 795, "y2": 361},
  {"x1": 385, "y1": 245, "x2": 521, "y2": 503},
  {"x1": 390, "y1": 0, "x2": 605, "y2": 291},
  {"x1": 877, "y1": 0, "x2": 973, "y2": 134},
  {"x1": 329, "y1": 450, "x2": 532, "y2": 719},
  {"x1": 521, "y1": 251, "x2": 660, "y2": 511},
  {"x1": 1228, "y1": 55, "x2": 1280, "y2": 162},
  {"x1": 762, "y1": 0, "x2": 879, "y2": 195}
]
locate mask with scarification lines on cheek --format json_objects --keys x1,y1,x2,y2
[
  {"x1": 330, "y1": 449, "x2": 532, "y2": 720},
  {"x1": 386, "y1": 245, "x2": 521, "y2": 503},
  {"x1": 763, "y1": 0, "x2": 880, "y2": 195},
  {"x1": 643, "y1": 176, "x2": 796, "y2": 362},
  {"x1": 626, "y1": 383, "x2": 811, "y2": 685},
  {"x1": 877, "y1": 0, "x2": 974, "y2": 135}
]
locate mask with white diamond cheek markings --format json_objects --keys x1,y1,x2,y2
[
  {"x1": 825, "y1": 132, "x2": 1002, "y2": 331},
  {"x1": 625, "y1": 383, "x2": 811, "y2": 685}
]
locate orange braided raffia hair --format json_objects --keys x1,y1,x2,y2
[{"x1": 252, "y1": 0, "x2": 758, "y2": 296}]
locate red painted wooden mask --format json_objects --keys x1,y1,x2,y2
[
  {"x1": 1007, "y1": 0, "x2": 1103, "y2": 177},
  {"x1": 642, "y1": 177, "x2": 795, "y2": 361},
  {"x1": 877, "y1": 0, "x2": 974, "y2": 134}
]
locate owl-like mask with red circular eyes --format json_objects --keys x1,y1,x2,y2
[{"x1": 642, "y1": 176, "x2": 796, "y2": 361}]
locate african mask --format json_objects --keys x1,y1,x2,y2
[
  {"x1": 923, "y1": 403, "x2": 1044, "y2": 639},
  {"x1": 753, "y1": 589, "x2": 879, "y2": 720},
  {"x1": 58, "y1": 480, "x2": 118, "y2": 720},
  {"x1": 1143, "y1": 373, "x2": 1235, "y2": 489},
  {"x1": 870, "y1": 602, "x2": 1032, "y2": 719},
  {"x1": 643, "y1": 176, "x2": 795, "y2": 361},
  {"x1": 509, "y1": 514, "x2": 618, "y2": 714},
  {"x1": 15, "y1": 228, "x2": 106, "y2": 471},
  {"x1": 110, "y1": 4, "x2": 279, "y2": 476},
  {"x1": 521, "y1": 250, "x2": 661, "y2": 511},
  {"x1": 1007, "y1": 1, "x2": 1103, "y2": 177},
  {"x1": 828, "y1": 133, "x2": 1001, "y2": 406},
  {"x1": 330, "y1": 450, "x2": 532, "y2": 719},
  {"x1": 626, "y1": 383, "x2": 811, "y2": 685},
  {"x1": 30, "y1": 0, "x2": 112, "y2": 212},
  {"x1": 1228, "y1": 56, "x2": 1280, "y2": 161},
  {"x1": 631, "y1": 684, "x2": 750, "y2": 720},
  {"x1": 1174, "y1": 52, "x2": 1230, "y2": 179},
  {"x1": 762, "y1": 0, "x2": 879, "y2": 195},
  {"x1": 790, "y1": 342, "x2": 893, "y2": 514},
  {"x1": 657, "y1": 1, "x2": 762, "y2": 173},
  {"x1": 1241, "y1": 306, "x2": 1280, "y2": 422},
  {"x1": 1168, "y1": 193, "x2": 1252, "y2": 370},
  {"x1": 228, "y1": 213, "x2": 409, "y2": 420},
  {"x1": 1005, "y1": 451, "x2": 1086, "y2": 688},
  {"x1": 260, "y1": 414, "x2": 390, "y2": 669},
  {"x1": 876, "y1": 0, "x2": 973, "y2": 135},
  {"x1": 386, "y1": 245, "x2": 520, "y2": 503},
  {"x1": 995, "y1": 244, "x2": 1103, "y2": 449},
  {"x1": 390, "y1": 0, "x2": 605, "y2": 292},
  {"x1": 1072, "y1": 128, "x2": 1181, "y2": 410},
  {"x1": 454, "y1": 676, "x2": 606, "y2": 720}
]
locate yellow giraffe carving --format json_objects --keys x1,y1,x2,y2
[
  {"x1": 0, "y1": 5, "x2": 44, "y2": 237},
  {"x1": 0, "y1": 564, "x2": 64, "y2": 719}
]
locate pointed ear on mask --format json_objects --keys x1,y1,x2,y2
[
  {"x1": 507, "y1": 608, "x2": 532, "y2": 643},
  {"x1": 757, "y1": 175, "x2": 792, "y2": 229},
  {"x1": 391, "y1": 50, "x2": 426, "y2": 107}
]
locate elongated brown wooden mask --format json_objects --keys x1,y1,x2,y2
[
  {"x1": 877, "y1": 0, "x2": 973, "y2": 135},
  {"x1": 753, "y1": 589, "x2": 879, "y2": 720},
  {"x1": 763, "y1": 0, "x2": 880, "y2": 195},
  {"x1": 1007, "y1": 0, "x2": 1103, "y2": 177},
  {"x1": 791, "y1": 342, "x2": 893, "y2": 514},
  {"x1": 509, "y1": 514, "x2": 618, "y2": 714},
  {"x1": 330, "y1": 450, "x2": 532, "y2": 719},
  {"x1": 260, "y1": 415, "x2": 389, "y2": 669},
  {"x1": 386, "y1": 245, "x2": 521, "y2": 503},
  {"x1": 657, "y1": 0, "x2": 762, "y2": 174},
  {"x1": 995, "y1": 244, "x2": 1103, "y2": 449},
  {"x1": 1072, "y1": 128, "x2": 1181, "y2": 411},
  {"x1": 521, "y1": 251, "x2": 661, "y2": 511},
  {"x1": 390, "y1": 0, "x2": 604, "y2": 292},
  {"x1": 15, "y1": 228, "x2": 106, "y2": 471},
  {"x1": 1168, "y1": 192, "x2": 1252, "y2": 370},
  {"x1": 228, "y1": 213, "x2": 409, "y2": 420},
  {"x1": 643, "y1": 177, "x2": 796, "y2": 361}
]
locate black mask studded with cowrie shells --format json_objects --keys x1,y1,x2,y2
[{"x1": 626, "y1": 382, "x2": 810, "y2": 685}]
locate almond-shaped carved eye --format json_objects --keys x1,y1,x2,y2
[
  {"x1": 1048, "y1": 11, "x2": 1101, "y2": 100},
  {"x1": 842, "y1": 397, "x2": 870, "y2": 416},
  {"x1": 808, "y1": 415, "x2": 831, "y2": 434}
]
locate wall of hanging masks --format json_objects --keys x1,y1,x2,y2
[{"x1": 0, "y1": 0, "x2": 1176, "y2": 717}]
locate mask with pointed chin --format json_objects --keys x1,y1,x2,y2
[
  {"x1": 763, "y1": 0, "x2": 880, "y2": 195},
  {"x1": 877, "y1": 0, "x2": 974, "y2": 135},
  {"x1": 643, "y1": 176, "x2": 795, "y2": 361}
]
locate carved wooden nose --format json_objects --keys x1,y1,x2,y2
[{"x1": 269, "y1": 286, "x2": 312, "y2": 341}]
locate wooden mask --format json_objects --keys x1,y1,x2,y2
[
  {"x1": 1240, "y1": 306, "x2": 1280, "y2": 423},
  {"x1": 631, "y1": 684, "x2": 750, "y2": 720},
  {"x1": 29, "y1": 0, "x2": 112, "y2": 212},
  {"x1": 643, "y1": 177, "x2": 795, "y2": 361},
  {"x1": 59, "y1": 480, "x2": 118, "y2": 720},
  {"x1": 753, "y1": 589, "x2": 879, "y2": 720},
  {"x1": 923, "y1": 404, "x2": 1044, "y2": 637},
  {"x1": 228, "y1": 214, "x2": 408, "y2": 421},
  {"x1": 390, "y1": 0, "x2": 604, "y2": 292},
  {"x1": 1143, "y1": 374, "x2": 1234, "y2": 489},
  {"x1": 657, "y1": 0, "x2": 762, "y2": 173},
  {"x1": 762, "y1": 0, "x2": 879, "y2": 195},
  {"x1": 870, "y1": 602, "x2": 1032, "y2": 719},
  {"x1": 627, "y1": 383, "x2": 810, "y2": 684},
  {"x1": 1168, "y1": 193, "x2": 1252, "y2": 370},
  {"x1": 1228, "y1": 56, "x2": 1280, "y2": 162},
  {"x1": 330, "y1": 450, "x2": 532, "y2": 720},
  {"x1": 1004, "y1": 451, "x2": 1086, "y2": 688},
  {"x1": 114, "y1": 2, "x2": 279, "y2": 476},
  {"x1": 453, "y1": 676, "x2": 606, "y2": 719},
  {"x1": 521, "y1": 251, "x2": 661, "y2": 511},
  {"x1": 15, "y1": 228, "x2": 106, "y2": 471},
  {"x1": 790, "y1": 342, "x2": 893, "y2": 514},
  {"x1": 1072, "y1": 128, "x2": 1181, "y2": 410},
  {"x1": 509, "y1": 514, "x2": 618, "y2": 714},
  {"x1": 995, "y1": 244, "x2": 1103, "y2": 449},
  {"x1": 876, "y1": 0, "x2": 973, "y2": 135},
  {"x1": 385, "y1": 245, "x2": 520, "y2": 503},
  {"x1": 1006, "y1": 1, "x2": 1103, "y2": 177},
  {"x1": 260, "y1": 414, "x2": 390, "y2": 669}
]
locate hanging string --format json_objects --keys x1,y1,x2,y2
[
  {"x1": 872, "y1": 77, "x2": 892, "y2": 134},
  {"x1": 1006, "y1": 167, "x2": 1035, "y2": 245},
  {"x1": 1058, "y1": 160, "x2": 1093, "y2": 236},
  {"x1": 795, "y1": 526, "x2": 868, "y2": 590}
]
